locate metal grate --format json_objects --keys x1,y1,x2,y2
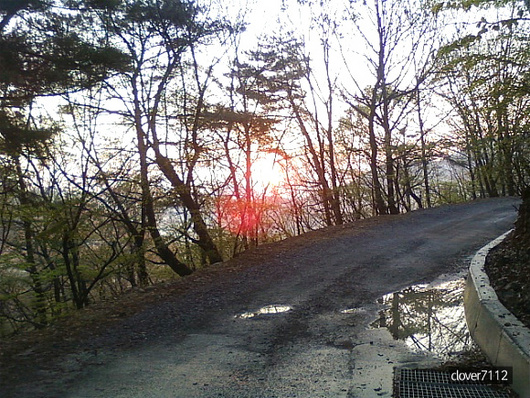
[{"x1": 394, "y1": 368, "x2": 513, "y2": 398}]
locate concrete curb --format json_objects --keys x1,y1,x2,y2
[{"x1": 464, "y1": 230, "x2": 530, "y2": 398}]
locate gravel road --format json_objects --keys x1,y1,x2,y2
[{"x1": 1, "y1": 198, "x2": 520, "y2": 398}]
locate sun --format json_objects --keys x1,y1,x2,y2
[
  {"x1": 251, "y1": 152, "x2": 285, "y2": 191},
  {"x1": 216, "y1": 151, "x2": 288, "y2": 236}
]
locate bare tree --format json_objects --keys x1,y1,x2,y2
[
  {"x1": 240, "y1": 34, "x2": 344, "y2": 226},
  {"x1": 342, "y1": 0, "x2": 441, "y2": 214},
  {"x1": 94, "y1": 0, "x2": 232, "y2": 271}
]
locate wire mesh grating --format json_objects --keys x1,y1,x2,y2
[{"x1": 393, "y1": 368, "x2": 513, "y2": 398}]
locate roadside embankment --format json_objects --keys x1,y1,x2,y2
[{"x1": 464, "y1": 230, "x2": 530, "y2": 398}]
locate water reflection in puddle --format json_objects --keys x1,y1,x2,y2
[
  {"x1": 370, "y1": 273, "x2": 473, "y2": 359},
  {"x1": 341, "y1": 307, "x2": 368, "y2": 314},
  {"x1": 236, "y1": 305, "x2": 292, "y2": 319}
]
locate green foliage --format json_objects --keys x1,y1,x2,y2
[
  {"x1": 241, "y1": 34, "x2": 309, "y2": 107},
  {"x1": 429, "y1": 0, "x2": 518, "y2": 12},
  {"x1": 1, "y1": 3, "x2": 130, "y2": 98},
  {"x1": 0, "y1": 251, "x2": 34, "y2": 335},
  {"x1": 0, "y1": 0, "x2": 252, "y2": 334},
  {"x1": 435, "y1": 0, "x2": 530, "y2": 197},
  {"x1": 0, "y1": 0, "x2": 131, "y2": 170},
  {"x1": 0, "y1": 109, "x2": 58, "y2": 156},
  {"x1": 432, "y1": 180, "x2": 472, "y2": 205}
]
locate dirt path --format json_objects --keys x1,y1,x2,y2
[{"x1": 1, "y1": 198, "x2": 520, "y2": 398}]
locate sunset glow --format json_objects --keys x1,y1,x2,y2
[{"x1": 251, "y1": 152, "x2": 285, "y2": 191}]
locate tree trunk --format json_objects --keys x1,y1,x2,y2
[
  {"x1": 367, "y1": 110, "x2": 387, "y2": 215},
  {"x1": 15, "y1": 157, "x2": 48, "y2": 326},
  {"x1": 132, "y1": 87, "x2": 194, "y2": 276},
  {"x1": 417, "y1": 87, "x2": 432, "y2": 208},
  {"x1": 289, "y1": 94, "x2": 335, "y2": 225},
  {"x1": 514, "y1": 187, "x2": 530, "y2": 250},
  {"x1": 152, "y1": 151, "x2": 223, "y2": 265},
  {"x1": 323, "y1": 42, "x2": 343, "y2": 225}
]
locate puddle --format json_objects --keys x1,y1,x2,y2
[
  {"x1": 370, "y1": 272, "x2": 473, "y2": 360},
  {"x1": 236, "y1": 305, "x2": 292, "y2": 319},
  {"x1": 341, "y1": 307, "x2": 368, "y2": 314}
]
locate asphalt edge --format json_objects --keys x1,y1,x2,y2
[{"x1": 464, "y1": 230, "x2": 530, "y2": 398}]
